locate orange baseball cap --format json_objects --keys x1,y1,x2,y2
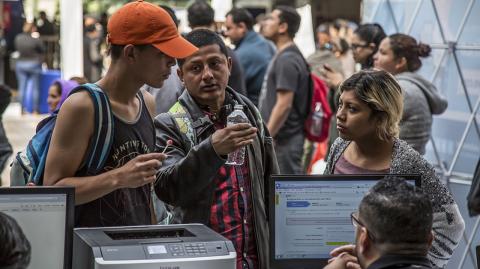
[{"x1": 107, "y1": 0, "x2": 197, "y2": 58}]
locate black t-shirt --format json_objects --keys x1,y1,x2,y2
[
  {"x1": 258, "y1": 44, "x2": 310, "y2": 141},
  {"x1": 75, "y1": 93, "x2": 155, "y2": 227}
]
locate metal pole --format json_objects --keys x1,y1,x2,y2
[
  {"x1": 454, "y1": 0, "x2": 475, "y2": 42},
  {"x1": 385, "y1": 0, "x2": 399, "y2": 32},
  {"x1": 430, "y1": 138, "x2": 448, "y2": 175},
  {"x1": 430, "y1": 0, "x2": 447, "y2": 43},
  {"x1": 429, "y1": 49, "x2": 447, "y2": 83},
  {"x1": 447, "y1": 97, "x2": 480, "y2": 176},
  {"x1": 406, "y1": 0, "x2": 423, "y2": 34},
  {"x1": 457, "y1": 216, "x2": 480, "y2": 269},
  {"x1": 451, "y1": 49, "x2": 480, "y2": 137}
]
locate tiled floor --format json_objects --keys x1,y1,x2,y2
[{"x1": 1, "y1": 102, "x2": 45, "y2": 186}]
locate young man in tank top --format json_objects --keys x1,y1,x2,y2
[{"x1": 43, "y1": 0, "x2": 198, "y2": 227}]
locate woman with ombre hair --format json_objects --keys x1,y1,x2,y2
[{"x1": 324, "y1": 70, "x2": 464, "y2": 268}]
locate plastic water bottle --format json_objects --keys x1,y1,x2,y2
[
  {"x1": 310, "y1": 102, "x2": 324, "y2": 136},
  {"x1": 226, "y1": 105, "x2": 249, "y2": 166}
]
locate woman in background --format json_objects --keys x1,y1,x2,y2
[
  {"x1": 46, "y1": 79, "x2": 79, "y2": 112},
  {"x1": 374, "y1": 33, "x2": 447, "y2": 154},
  {"x1": 14, "y1": 22, "x2": 45, "y2": 114}
]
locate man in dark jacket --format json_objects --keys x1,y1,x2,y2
[
  {"x1": 154, "y1": 29, "x2": 278, "y2": 269},
  {"x1": 325, "y1": 177, "x2": 434, "y2": 269}
]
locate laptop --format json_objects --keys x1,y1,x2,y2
[
  {"x1": 0, "y1": 186, "x2": 75, "y2": 269},
  {"x1": 269, "y1": 174, "x2": 421, "y2": 269}
]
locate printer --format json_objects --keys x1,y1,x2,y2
[{"x1": 73, "y1": 224, "x2": 236, "y2": 269}]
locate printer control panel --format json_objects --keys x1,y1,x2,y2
[{"x1": 145, "y1": 241, "x2": 229, "y2": 259}]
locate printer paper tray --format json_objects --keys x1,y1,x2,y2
[{"x1": 94, "y1": 252, "x2": 236, "y2": 269}]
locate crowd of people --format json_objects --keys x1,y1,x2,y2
[{"x1": 1, "y1": 1, "x2": 471, "y2": 269}]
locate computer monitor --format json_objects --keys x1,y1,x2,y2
[
  {"x1": 0, "y1": 186, "x2": 74, "y2": 269},
  {"x1": 270, "y1": 174, "x2": 421, "y2": 269}
]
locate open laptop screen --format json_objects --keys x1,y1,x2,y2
[
  {"x1": 0, "y1": 187, "x2": 74, "y2": 269},
  {"x1": 270, "y1": 174, "x2": 420, "y2": 269}
]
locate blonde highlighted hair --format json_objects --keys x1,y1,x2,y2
[{"x1": 339, "y1": 69, "x2": 403, "y2": 141}]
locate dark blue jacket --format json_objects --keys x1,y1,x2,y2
[{"x1": 235, "y1": 30, "x2": 275, "y2": 106}]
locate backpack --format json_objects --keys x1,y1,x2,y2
[
  {"x1": 304, "y1": 73, "x2": 332, "y2": 143},
  {"x1": 285, "y1": 46, "x2": 332, "y2": 143},
  {"x1": 10, "y1": 83, "x2": 114, "y2": 186}
]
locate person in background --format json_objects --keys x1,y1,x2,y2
[
  {"x1": 259, "y1": 6, "x2": 310, "y2": 174},
  {"x1": 322, "y1": 23, "x2": 386, "y2": 154},
  {"x1": 14, "y1": 22, "x2": 45, "y2": 114},
  {"x1": 83, "y1": 16, "x2": 103, "y2": 82},
  {"x1": 374, "y1": 33, "x2": 447, "y2": 155},
  {"x1": 0, "y1": 84, "x2": 12, "y2": 181},
  {"x1": 332, "y1": 37, "x2": 355, "y2": 78},
  {"x1": 307, "y1": 23, "x2": 344, "y2": 80},
  {"x1": 324, "y1": 70, "x2": 464, "y2": 268},
  {"x1": 46, "y1": 79, "x2": 79, "y2": 113},
  {"x1": 225, "y1": 8, "x2": 275, "y2": 106},
  {"x1": 35, "y1": 11, "x2": 55, "y2": 36},
  {"x1": 186, "y1": 0, "x2": 247, "y2": 97},
  {"x1": 349, "y1": 23, "x2": 385, "y2": 70},
  {"x1": 0, "y1": 212, "x2": 31, "y2": 269},
  {"x1": 325, "y1": 177, "x2": 435, "y2": 269}
]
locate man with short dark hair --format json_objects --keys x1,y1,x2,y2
[
  {"x1": 225, "y1": 8, "x2": 275, "y2": 106},
  {"x1": 36, "y1": 11, "x2": 55, "y2": 36},
  {"x1": 44, "y1": 0, "x2": 197, "y2": 227},
  {"x1": 325, "y1": 177, "x2": 434, "y2": 269},
  {"x1": 0, "y1": 212, "x2": 31, "y2": 269},
  {"x1": 154, "y1": 29, "x2": 278, "y2": 269},
  {"x1": 187, "y1": 0, "x2": 247, "y2": 96},
  {"x1": 258, "y1": 6, "x2": 310, "y2": 174}
]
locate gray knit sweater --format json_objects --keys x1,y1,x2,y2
[
  {"x1": 325, "y1": 137, "x2": 465, "y2": 268},
  {"x1": 396, "y1": 72, "x2": 448, "y2": 155}
]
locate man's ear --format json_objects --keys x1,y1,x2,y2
[
  {"x1": 278, "y1": 21, "x2": 288, "y2": 36},
  {"x1": 239, "y1": 22, "x2": 248, "y2": 34},
  {"x1": 227, "y1": 57, "x2": 232, "y2": 75},
  {"x1": 123, "y1": 44, "x2": 136, "y2": 63},
  {"x1": 357, "y1": 227, "x2": 372, "y2": 256},
  {"x1": 177, "y1": 67, "x2": 184, "y2": 82}
]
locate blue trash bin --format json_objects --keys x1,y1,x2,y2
[{"x1": 23, "y1": 69, "x2": 61, "y2": 114}]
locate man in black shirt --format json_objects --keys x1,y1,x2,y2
[
  {"x1": 258, "y1": 6, "x2": 310, "y2": 174},
  {"x1": 325, "y1": 177, "x2": 434, "y2": 269}
]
